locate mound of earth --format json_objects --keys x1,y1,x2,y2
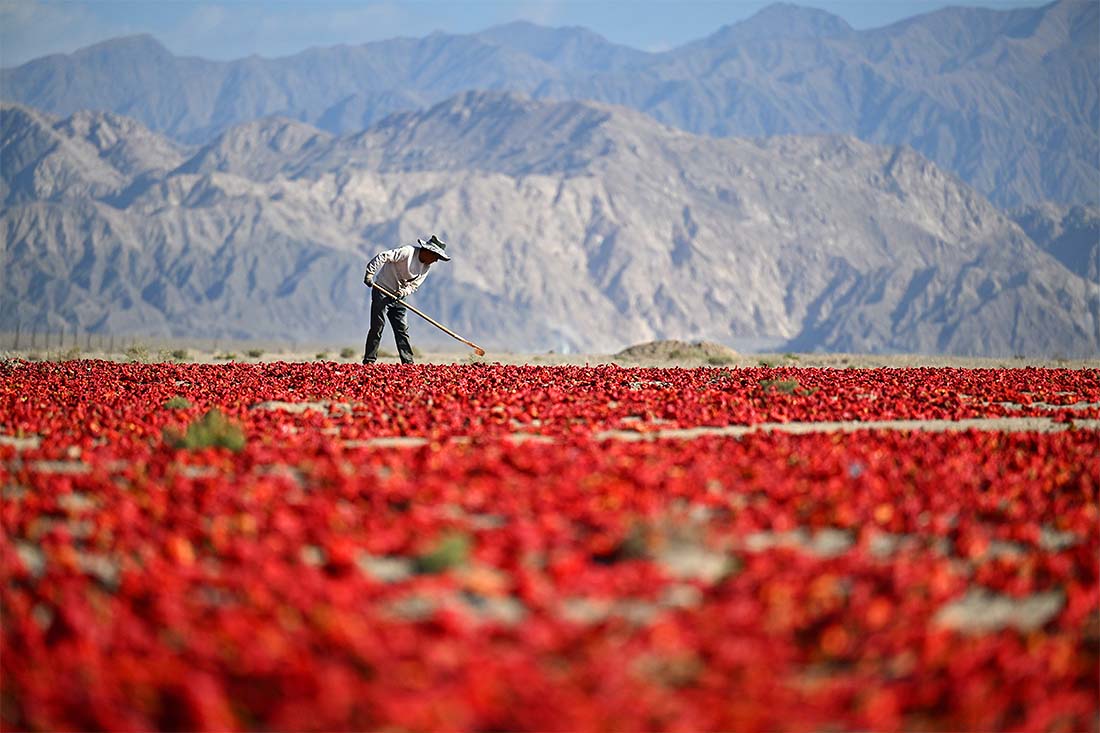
[{"x1": 614, "y1": 340, "x2": 740, "y2": 363}]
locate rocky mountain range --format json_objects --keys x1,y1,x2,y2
[
  {"x1": 1010, "y1": 203, "x2": 1099, "y2": 284},
  {"x1": 3, "y1": 94, "x2": 1096, "y2": 356},
  {"x1": 2, "y1": 0, "x2": 1096, "y2": 208}
]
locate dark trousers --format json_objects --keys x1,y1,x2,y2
[{"x1": 363, "y1": 290, "x2": 415, "y2": 364}]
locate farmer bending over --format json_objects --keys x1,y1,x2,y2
[{"x1": 362, "y1": 234, "x2": 451, "y2": 364}]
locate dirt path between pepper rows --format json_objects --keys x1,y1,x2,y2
[
  {"x1": 4, "y1": 417, "x2": 1096, "y2": 455},
  {"x1": 592, "y1": 416, "x2": 1100, "y2": 441},
  {"x1": 338, "y1": 416, "x2": 1100, "y2": 448}
]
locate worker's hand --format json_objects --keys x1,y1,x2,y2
[{"x1": 364, "y1": 276, "x2": 374, "y2": 287}]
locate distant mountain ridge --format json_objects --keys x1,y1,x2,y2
[
  {"x1": 3, "y1": 94, "x2": 1096, "y2": 356},
  {"x1": 2, "y1": 0, "x2": 1096, "y2": 207},
  {"x1": 1010, "y1": 203, "x2": 1100, "y2": 284}
]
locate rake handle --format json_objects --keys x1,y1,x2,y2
[{"x1": 371, "y1": 282, "x2": 486, "y2": 356}]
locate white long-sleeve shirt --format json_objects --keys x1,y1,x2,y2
[{"x1": 363, "y1": 245, "x2": 432, "y2": 298}]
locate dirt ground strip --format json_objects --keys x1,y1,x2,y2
[
  {"x1": 594, "y1": 416, "x2": 1100, "y2": 441},
  {"x1": 6, "y1": 416, "x2": 1095, "y2": 456},
  {"x1": 236, "y1": 393, "x2": 1100, "y2": 448},
  {"x1": 4, "y1": 347, "x2": 1100, "y2": 370},
  {"x1": 334, "y1": 416, "x2": 1100, "y2": 449}
]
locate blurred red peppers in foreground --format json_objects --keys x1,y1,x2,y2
[{"x1": 1, "y1": 360, "x2": 1097, "y2": 731}]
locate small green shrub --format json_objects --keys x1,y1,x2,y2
[
  {"x1": 247, "y1": 349, "x2": 264, "y2": 358},
  {"x1": 164, "y1": 396, "x2": 192, "y2": 410},
  {"x1": 315, "y1": 352, "x2": 329, "y2": 360},
  {"x1": 707, "y1": 355, "x2": 735, "y2": 365},
  {"x1": 761, "y1": 378, "x2": 819, "y2": 396},
  {"x1": 124, "y1": 344, "x2": 149, "y2": 362},
  {"x1": 783, "y1": 353, "x2": 800, "y2": 361},
  {"x1": 377, "y1": 349, "x2": 395, "y2": 358},
  {"x1": 707, "y1": 368, "x2": 734, "y2": 383},
  {"x1": 214, "y1": 353, "x2": 238, "y2": 361},
  {"x1": 164, "y1": 409, "x2": 245, "y2": 452},
  {"x1": 414, "y1": 532, "x2": 471, "y2": 574},
  {"x1": 761, "y1": 378, "x2": 800, "y2": 394},
  {"x1": 339, "y1": 347, "x2": 356, "y2": 359},
  {"x1": 171, "y1": 349, "x2": 191, "y2": 361}
]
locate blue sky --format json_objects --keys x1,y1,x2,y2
[{"x1": 1, "y1": 0, "x2": 1051, "y2": 67}]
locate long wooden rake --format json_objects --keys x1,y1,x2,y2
[{"x1": 371, "y1": 282, "x2": 486, "y2": 356}]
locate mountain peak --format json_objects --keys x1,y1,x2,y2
[
  {"x1": 483, "y1": 19, "x2": 605, "y2": 41},
  {"x1": 689, "y1": 2, "x2": 853, "y2": 49},
  {"x1": 730, "y1": 3, "x2": 854, "y2": 40},
  {"x1": 475, "y1": 20, "x2": 649, "y2": 71},
  {"x1": 432, "y1": 89, "x2": 540, "y2": 115},
  {"x1": 176, "y1": 115, "x2": 330, "y2": 178},
  {"x1": 75, "y1": 33, "x2": 172, "y2": 58}
]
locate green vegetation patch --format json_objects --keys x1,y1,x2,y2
[
  {"x1": 124, "y1": 344, "x2": 150, "y2": 362},
  {"x1": 164, "y1": 409, "x2": 246, "y2": 452},
  {"x1": 414, "y1": 532, "x2": 471, "y2": 574},
  {"x1": 760, "y1": 378, "x2": 818, "y2": 396}
]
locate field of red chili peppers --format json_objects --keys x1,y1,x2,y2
[{"x1": 2, "y1": 360, "x2": 1098, "y2": 732}]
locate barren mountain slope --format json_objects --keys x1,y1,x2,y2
[
  {"x1": 2, "y1": 96, "x2": 1096, "y2": 356},
  {"x1": 1010, "y1": 203, "x2": 1100, "y2": 284}
]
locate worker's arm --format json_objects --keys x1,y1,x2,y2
[
  {"x1": 363, "y1": 247, "x2": 404, "y2": 286},
  {"x1": 394, "y1": 272, "x2": 427, "y2": 299}
]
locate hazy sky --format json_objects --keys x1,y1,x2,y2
[{"x1": 1, "y1": 0, "x2": 1052, "y2": 67}]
